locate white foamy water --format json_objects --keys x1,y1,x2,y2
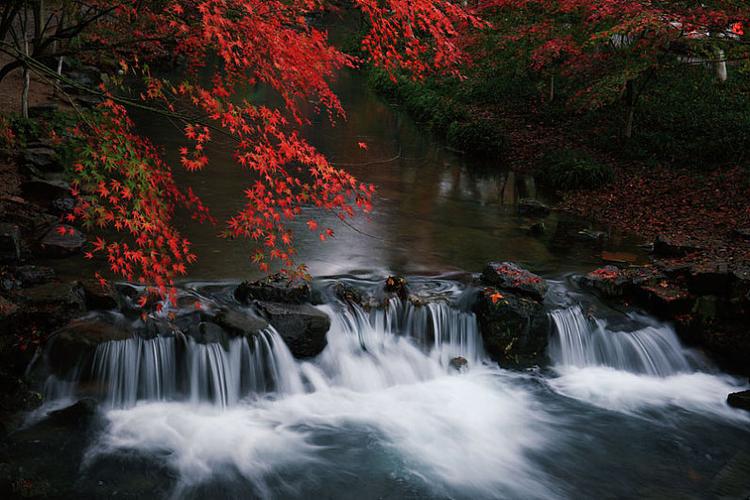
[
  {"x1": 548, "y1": 306, "x2": 749, "y2": 419},
  {"x1": 85, "y1": 298, "x2": 555, "y2": 499},
  {"x1": 39, "y1": 287, "x2": 750, "y2": 498}
]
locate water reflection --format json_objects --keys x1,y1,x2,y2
[{"x1": 121, "y1": 71, "x2": 643, "y2": 280}]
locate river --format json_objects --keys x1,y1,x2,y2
[{"x1": 18, "y1": 68, "x2": 750, "y2": 499}]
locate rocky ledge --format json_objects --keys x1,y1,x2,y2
[
  {"x1": 474, "y1": 262, "x2": 549, "y2": 366},
  {"x1": 581, "y1": 250, "x2": 750, "y2": 376}
]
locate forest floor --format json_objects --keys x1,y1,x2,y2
[{"x1": 491, "y1": 103, "x2": 750, "y2": 274}]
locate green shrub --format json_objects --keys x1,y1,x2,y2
[
  {"x1": 538, "y1": 149, "x2": 614, "y2": 190},
  {"x1": 446, "y1": 118, "x2": 506, "y2": 157}
]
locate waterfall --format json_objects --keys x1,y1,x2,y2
[
  {"x1": 548, "y1": 306, "x2": 702, "y2": 376},
  {"x1": 50, "y1": 327, "x2": 304, "y2": 408},
  {"x1": 306, "y1": 298, "x2": 484, "y2": 392},
  {"x1": 43, "y1": 293, "x2": 485, "y2": 408}
]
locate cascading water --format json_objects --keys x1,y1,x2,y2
[
  {"x1": 30, "y1": 279, "x2": 750, "y2": 499},
  {"x1": 548, "y1": 305, "x2": 703, "y2": 375},
  {"x1": 47, "y1": 327, "x2": 304, "y2": 408}
]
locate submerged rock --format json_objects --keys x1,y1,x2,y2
[
  {"x1": 727, "y1": 391, "x2": 750, "y2": 412},
  {"x1": 449, "y1": 356, "x2": 468, "y2": 372},
  {"x1": 474, "y1": 288, "x2": 549, "y2": 366},
  {"x1": 235, "y1": 273, "x2": 311, "y2": 304},
  {"x1": 518, "y1": 198, "x2": 550, "y2": 217},
  {"x1": 480, "y1": 261, "x2": 548, "y2": 301},
  {"x1": 254, "y1": 301, "x2": 330, "y2": 358},
  {"x1": 384, "y1": 275, "x2": 408, "y2": 300}
]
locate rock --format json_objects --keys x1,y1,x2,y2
[
  {"x1": 687, "y1": 262, "x2": 733, "y2": 295},
  {"x1": 480, "y1": 262, "x2": 548, "y2": 301},
  {"x1": 449, "y1": 356, "x2": 468, "y2": 372},
  {"x1": 632, "y1": 281, "x2": 693, "y2": 317},
  {"x1": 46, "y1": 317, "x2": 131, "y2": 375},
  {"x1": 143, "y1": 317, "x2": 180, "y2": 339},
  {"x1": 80, "y1": 279, "x2": 118, "y2": 310},
  {"x1": 601, "y1": 251, "x2": 638, "y2": 267},
  {"x1": 50, "y1": 196, "x2": 75, "y2": 214},
  {"x1": 23, "y1": 146, "x2": 62, "y2": 174},
  {"x1": 653, "y1": 234, "x2": 700, "y2": 257},
  {"x1": 0, "y1": 223, "x2": 21, "y2": 264},
  {"x1": 255, "y1": 301, "x2": 330, "y2": 358},
  {"x1": 528, "y1": 222, "x2": 546, "y2": 236},
  {"x1": 0, "y1": 296, "x2": 18, "y2": 317},
  {"x1": 17, "y1": 281, "x2": 85, "y2": 316},
  {"x1": 518, "y1": 198, "x2": 550, "y2": 217},
  {"x1": 577, "y1": 229, "x2": 607, "y2": 242},
  {"x1": 21, "y1": 178, "x2": 71, "y2": 205},
  {"x1": 186, "y1": 321, "x2": 228, "y2": 345},
  {"x1": 727, "y1": 391, "x2": 750, "y2": 411},
  {"x1": 47, "y1": 398, "x2": 98, "y2": 428},
  {"x1": 333, "y1": 281, "x2": 366, "y2": 307},
  {"x1": 13, "y1": 265, "x2": 55, "y2": 286},
  {"x1": 384, "y1": 275, "x2": 408, "y2": 300},
  {"x1": 580, "y1": 266, "x2": 628, "y2": 297},
  {"x1": 235, "y1": 273, "x2": 311, "y2": 304},
  {"x1": 38, "y1": 225, "x2": 85, "y2": 257},
  {"x1": 474, "y1": 288, "x2": 549, "y2": 366},
  {"x1": 210, "y1": 307, "x2": 268, "y2": 337}
]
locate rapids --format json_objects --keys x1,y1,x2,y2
[{"x1": 27, "y1": 276, "x2": 750, "y2": 499}]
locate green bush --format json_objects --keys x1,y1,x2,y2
[
  {"x1": 538, "y1": 149, "x2": 614, "y2": 190},
  {"x1": 446, "y1": 118, "x2": 506, "y2": 157}
]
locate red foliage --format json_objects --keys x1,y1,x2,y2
[{"x1": 59, "y1": 1, "x2": 479, "y2": 297}]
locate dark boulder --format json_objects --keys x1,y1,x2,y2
[
  {"x1": 47, "y1": 398, "x2": 98, "y2": 428},
  {"x1": 23, "y1": 146, "x2": 62, "y2": 175},
  {"x1": 21, "y1": 178, "x2": 71, "y2": 207},
  {"x1": 480, "y1": 262, "x2": 548, "y2": 301},
  {"x1": 79, "y1": 279, "x2": 118, "y2": 310},
  {"x1": 333, "y1": 281, "x2": 366, "y2": 307},
  {"x1": 527, "y1": 222, "x2": 546, "y2": 237},
  {"x1": 0, "y1": 223, "x2": 22, "y2": 264},
  {"x1": 727, "y1": 391, "x2": 750, "y2": 411},
  {"x1": 653, "y1": 234, "x2": 700, "y2": 257},
  {"x1": 255, "y1": 301, "x2": 330, "y2": 358},
  {"x1": 449, "y1": 356, "x2": 468, "y2": 372},
  {"x1": 13, "y1": 265, "x2": 56, "y2": 287},
  {"x1": 186, "y1": 321, "x2": 228, "y2": 346},
  {"x1": 687, "y1": 262, "x2": 733, "y2": 295},
  {"x1": 38, "y1": 225, "x2": 85, "y2": 257},
  {"x1": 46, "y1": 318, "x2": 132, "y2": 376},
  {"x1": 210, "y1": 307, "x2": 268, "y2": 337},
  {"x1": 727, "y1": 391, "x2": 750, "y2": 412},
  {"x1": 518, "y1": 198, "x2": 550, "y2": 217},
  {"x1": 235, "y1": 273, "x2": 311, "y2": 304},
  {"x1": 474, "y1": 288, "x2": 549, "y2": 366},
  {"x1": 16, "y1": 281, "x2": 85, "y2": 321},
  {"x1": 384, "y1": 276, "x2": 408, "y2": 300}
]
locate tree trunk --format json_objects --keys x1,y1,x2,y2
[
  {"x1": 549, "y1": 74, "x2": 555, "y2": 102},
  {"x1": 22, "y1": 29, "x2": 30, "y2": 119},
  {"x1": 624, "y1": 80, "x2": 636, "y2": 139},
  {"x1": 715, "y1": 48, "x2": 727, "y2": 82}
]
